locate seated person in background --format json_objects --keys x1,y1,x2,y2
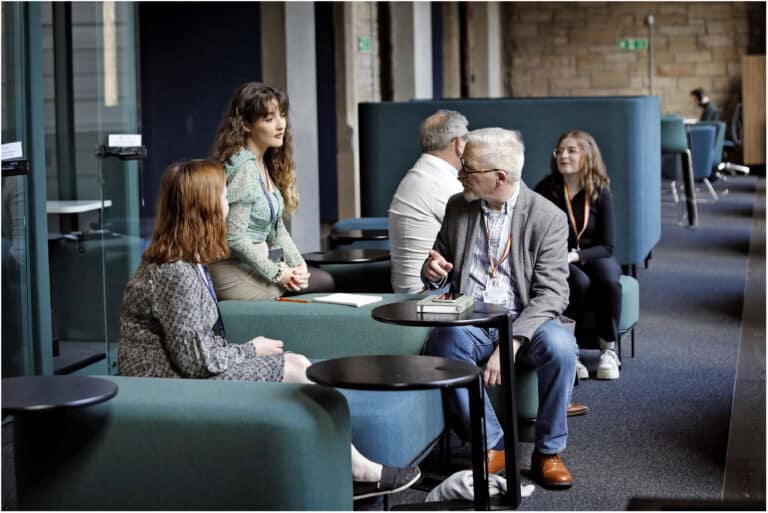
[
  {"x1": 690, "y1": 87, "x2": 720, "y2": 121},
  {"x1": 422, "y1": 128, "x2": 584, "y2": 489},
  {"x1": 209, "y1": 82, "x2": 334, "y2": 300},
  {"x1": 388, "y1": 110, "x2": 468, "y2": 293},
  {"x1": 534, "y1": 130, "x2": 622, "y2": 381},
  {"x1": 118, "y1": 159, "x2": 419, "y2": 500}
]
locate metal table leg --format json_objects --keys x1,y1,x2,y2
[
  {"x1": 467, "y1": 375, "x2": 490, "y2": 510},
  {"x1": 497, "y1": 319, "x2": 522, "y2": 508}
]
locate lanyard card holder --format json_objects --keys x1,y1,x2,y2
[{"x1": 268, "y1": 247, "x2": 284, "y2": 263}]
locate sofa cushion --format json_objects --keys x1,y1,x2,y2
[{"x1": 340, "y1": 388, "x2": 444, "y2": 468}]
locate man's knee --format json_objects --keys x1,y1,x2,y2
[
  {"x1": 425, "y1": 326, "x2": 479, "y2": 360},
  {"x1": 535, "y1": 321, "x2": 578, "y2": 363}
]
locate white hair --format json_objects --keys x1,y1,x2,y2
[
  {"x1": 419, "y1": 110, "x2": 469, "y2": 153},
  {"x1": 465, "y1": 127, "x2": 525, "y2": 181}
]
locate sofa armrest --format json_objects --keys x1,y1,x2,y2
[{"x1": 13, "y1": 376, "x2": 352, "y2": 510}]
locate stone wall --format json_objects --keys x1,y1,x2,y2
[{"x1": 502, "y1": 2, "x2": 761, "y2": 121}]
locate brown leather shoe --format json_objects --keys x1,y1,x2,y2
[
  {"x1": 567, "y1": 401, "x2": 589, "y2": 417},
  {"x1": 530, "y1": 450, "x2": 573, "y2": 489},
  {"x1": 487, "y1": 449, "x2": 506, "y2": 474}
]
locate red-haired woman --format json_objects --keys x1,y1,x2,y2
[
  {"x1": 209, "y1": 82, "x2": 333, "y2": 300},
  {"x1": 119, "y1": 160, "x2": 419, "y2": 499},
  {"x1": 535, "y1": 131, "x2": 622, "y2": 381}
]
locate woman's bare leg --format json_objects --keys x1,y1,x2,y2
[{"x1": 281, "y1": 352, "x2": 383, "y2": 482}]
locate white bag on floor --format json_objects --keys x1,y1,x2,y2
[{"x1": 424, "y1": 470, "x2": 534, "y2": 502}]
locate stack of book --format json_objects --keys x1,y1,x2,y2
[{"x1": 416, "y1": 294, "x2": 475, "y2": 314}]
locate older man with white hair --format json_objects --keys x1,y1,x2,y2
[{"x1": 421, "y1": 128, "x2": 583, "y2": 489}]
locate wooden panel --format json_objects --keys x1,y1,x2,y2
[{"x1": 742, "y1": 55, "x2": 766, "y2": 165}]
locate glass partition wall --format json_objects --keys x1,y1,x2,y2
[
  {"x1": 43, "y1": 1, "x2": 141, "y2": 375},
  {"x1": 2, "y1": 3, "x2": 37, "y2": 378}
]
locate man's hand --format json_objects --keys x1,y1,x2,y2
[
  {"x1": 483, "y1": 338, "x2": 524, "y2": 387},
  {"x1": 250, "y1": 336, "x2": 284, "y2": 355},
  {"x1": 483, "y1": 347, "x2": 502, "y2": 387},
  {"x1": 424, "y1": 249, "x2": 454, "y2": 282}
]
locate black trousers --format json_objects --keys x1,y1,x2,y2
[{"x1": 565, "y1": 257, "x2": 622, "y2": 342}]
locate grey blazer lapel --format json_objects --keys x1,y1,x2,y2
[
  {"x1": 459, "y1": 200, "x2": 481, "y2": 291},
  {"x1": 509, "y1": 184, "x2": 531, "y2": 306}
]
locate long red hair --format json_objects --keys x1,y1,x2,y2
[{"x1": 143, "y1": 160, "x2": 229, "y2": 264}]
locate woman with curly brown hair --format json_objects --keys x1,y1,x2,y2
[
  {"x1": 534, "y1": 130, "x2": 622, "y2": 381},
  {"x1": 119, "y1": 160, "x2": 420, "y2": 500},
  {"x1": 209, "y1": 82, "x2": 334, "y2": 300}
]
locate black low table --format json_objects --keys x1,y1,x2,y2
[
  {"x1": 307, "y1": 355, "x2": 489, "y2": 510},
  {"x1": 2, "y1": 375, "x2": 118, "y2": 414},
  {"x1": 372, "y1": 301, "x2": 521, "y2": 510},
  {"x1": 329, "y1": 229, "x2": 389, "y2": 248},
  {"x1": 302, "y1": 248, "x2": 390, "y2": 265}
]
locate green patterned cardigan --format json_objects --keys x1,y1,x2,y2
[{"x1": 224, "y1": 148, "x2": 304, "y2": 281}]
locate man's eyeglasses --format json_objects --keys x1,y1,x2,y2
[
  {"x1": 459, "y1": 157, "x2": 503, "y2": 176},
  {"x1": 553, "y1": 147, "x2": 580, "y2": 158}
]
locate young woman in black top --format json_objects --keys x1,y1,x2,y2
[{"x1": 534, "y1": 130, "x2": 622, "y2": 380}]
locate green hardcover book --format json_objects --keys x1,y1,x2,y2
[{"x1": 416, "y1": 294, "x2": 475, "y2": 314}]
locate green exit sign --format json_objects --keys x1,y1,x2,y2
[
  {"x1": 357, "y1": 36, "x2": 370, "y2": 52},
  {"x1": 618, "y1": 38, "x2": 648, "y2": 50}
]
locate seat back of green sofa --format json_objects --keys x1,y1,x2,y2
[{"x1": 220, "y1": 293, "x2": 430, "y2": 359}]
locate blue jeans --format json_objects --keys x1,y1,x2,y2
[{"x1": 424, "y1": 319, "x2": 577, "y2": 454}]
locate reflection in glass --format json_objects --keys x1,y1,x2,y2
[
  {"x1": 2, "y1": 2, "x2": 34, "y2": 377},
  {"x1": 44, "y1": 2, "x2": 141, "y2": 375}
]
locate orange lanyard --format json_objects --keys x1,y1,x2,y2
[
  {"x1": 563, "y1": 183, "x2": 590, "y2": 250},
  {"x1": 482, "y1": 213, "x2": 512, "y2": 279}
]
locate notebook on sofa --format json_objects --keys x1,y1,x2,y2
[{"x1": 312, "y1": 293, "x2": 383, "y2": 308}]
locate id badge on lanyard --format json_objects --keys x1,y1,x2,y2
[{"x1": 481, "y1": 214, "x2": 511, "y2": 305}]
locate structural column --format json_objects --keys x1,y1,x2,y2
[
  {"x1": 467, "y1": 2, "x2": 503, "y2": 98},
  {"x1": 333, "y1": 2, "x2": 380, "y2": 220},
  {"x1": 260, "y1": 3, "x2": 321, "y2": 251},
  {"x1": 390, "y1": 2, "x2": 433, "y2": 101}
]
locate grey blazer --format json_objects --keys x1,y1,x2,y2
[
  {"x1": 422, "y1": 182, "x2": 570, "y2": 341},
  {"x1": 118, "y1": 261, "x2": 283, "y2": 381}
]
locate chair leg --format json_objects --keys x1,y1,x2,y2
[
  {"x1": 631, "y1": 327, "x2": 636, "y2": 358},
  {"x1": 703, "y1": 178, "x2": 719, "y2": 201},
  {"x1": 681, "y1": 150, "x2": 699, "y2": 227},
  {"x1": 670, "y1": 180, "x2": 680, "y2": 203}
]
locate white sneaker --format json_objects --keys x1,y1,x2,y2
[
  {"x1": 596, "y1": 350, "x2": 620, "y2": 380},
  {"x1": 575, "y1": 358, "x2": 589, "y2": 380}
]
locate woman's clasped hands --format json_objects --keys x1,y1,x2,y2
[{"x1": 275, "y1": 262, "x2": 311, "y2": 292}]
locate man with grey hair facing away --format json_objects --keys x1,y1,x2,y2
[
  {"x1": 388, "y1": 110, "x2": 468, "y2": 293},
  {"x1": 422, "y1": 128, "x2": 583, "y2": 489}
]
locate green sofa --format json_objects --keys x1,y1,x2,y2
[
  {"x1": 13, "y1": 293, "x2": 542, "y2": 509},
  {"x1": 13, "y1": 378, "x2": 352, "y2": 510},
  {"x1": 220, "y1": 293, "x2": 445, "y2": 468}
]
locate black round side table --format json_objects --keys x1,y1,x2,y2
[
  {"x1": 2, "y1": 375, "x2": 118, "y2": 414},
  {"x1": 307, "y1": 354, "x2": 491, "y2": 510},
  {"x1": 371, "y1": 301, "x2": 521, "y2": 509},
  {"x1": 329, "y1": 229, "x2": 389, "y2": 248},
  {"x1": 302, "y1": 248, "x2": 390, "y2": 265}
]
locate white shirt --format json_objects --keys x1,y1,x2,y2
[
  {"x1": 388, "y1": 153, "x2": 464, "y2": 293},
  {"x1": 464, "y1": 186, "x2": 520, "y2": 317}
]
